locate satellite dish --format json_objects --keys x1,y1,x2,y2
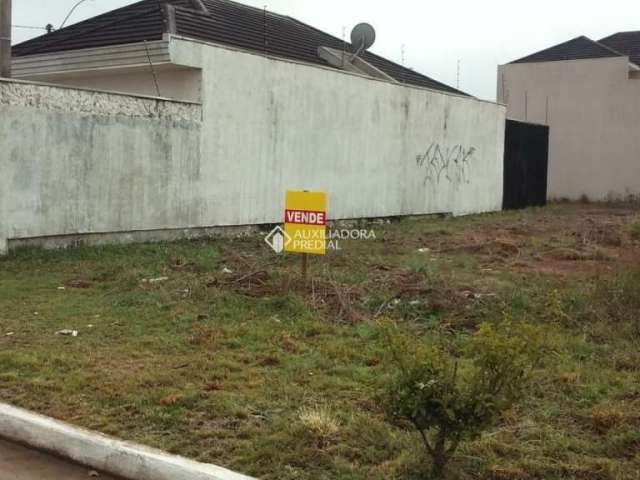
[{"x1": 351, "y1": 23, "x2": 376, "y2": 54}]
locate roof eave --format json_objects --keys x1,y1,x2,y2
[{"x1": 11, "y1": 40, "x2": 171, "y2": 78}]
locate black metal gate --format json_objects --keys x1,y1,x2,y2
[{"x1": 503, "y1": 119, "x2": 549, "y2": 210}]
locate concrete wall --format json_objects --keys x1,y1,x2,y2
[
  {"x1": 0, "y1": 38, "x2": 506, "y2": 254},
  {"x1": 498, "y1": 57, "x2": 640, "y2": 201},
  {"x1": 170, "y1": 37, "x2": 505, "y2": 224},
  {"x1": 0, "y1": 80, "x2": 203, "y2": 254}
]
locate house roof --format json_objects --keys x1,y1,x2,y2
[
  {"x1": 12, "y1": 0, "x2": 467, "y2": 96},
  {"x1": 599, "y1": 31, "x2": 640, "y2": 67},
  {"x1": 509, "y1": 36, "x2": 625, "y2": 64}
]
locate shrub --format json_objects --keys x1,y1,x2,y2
[
  {"x1": 631, "y1": 222, "x2": 640, "y2": 241},
  {"x1": 384, "y1": 322, "x2": 541, "y2": 478}
]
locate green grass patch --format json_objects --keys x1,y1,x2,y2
[{"x1": 1, "y1": 204, "x2": 639, "y2": 479}]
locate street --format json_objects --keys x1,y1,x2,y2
[{"x1": 0, "y1": 438, "x2": 119, "y2": 480}]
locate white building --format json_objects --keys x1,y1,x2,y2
[{"x1": 498, "y1": 33, "x2": 640, "y2": 201}]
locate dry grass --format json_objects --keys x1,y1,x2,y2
[
  {"x1": 1, "y1": 203, "x2": 639, "y2": 479},
  {"x1": 298, "y1": 405, "x2": 340, "y2": 448}
]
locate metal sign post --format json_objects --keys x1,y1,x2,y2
[{"x1": 301, "y1": 253, "x2": 308, "y2": 281}]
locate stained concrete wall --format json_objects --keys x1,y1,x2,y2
[
  {"x1": 498, "y1": 57, "x2": 640, "y2": 201},
  {"x1": 170, "y1": 37, "x2": 506, "y2": 225},
  {"x1": 0, "y1": 38, "x2": 506, "y2": 254},
  {"x1": 0, "y1": 80, "x2": 203, "y2": 254}
]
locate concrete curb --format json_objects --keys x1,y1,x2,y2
[{"x1": 0, "y1": 403, "x2": 256, "y2": 480}]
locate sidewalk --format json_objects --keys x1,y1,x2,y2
[{"x1": 0, "y1": 438, "x2": 120, "y2": 480}]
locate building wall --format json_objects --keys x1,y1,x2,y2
[
  {"x1": 17, "y1": 65, "x2": 202, "y2": 103},
  {"x1": 10, "y1": 41, "x2": 204, "y2": 103},
  {"x1": 498, "y1": 57, "x2": 640, "y2": 201},
  {"x1": 0, "y1": 80, "x2": 203, "y2": 254},
  {"x1": 170, "y1": 37, "x2": 506, "y2": 224},
  {"x1": 0, "y1": 39, "x2": 506, "y2": 254}
]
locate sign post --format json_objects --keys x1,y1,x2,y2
[
  {"x1": 301, "y1": 252, "x2": 308, "y2": 280},
  {"x1": 284, "y1": 191, "x2": 327, "y2": 279}
]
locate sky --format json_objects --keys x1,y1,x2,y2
[{"x1": 10, "y1": 0, "x2": 640, "y2": 100}]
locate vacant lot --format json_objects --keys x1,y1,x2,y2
[{"x1": 1, "y1": 203, "x2": 639, "y2": 479}]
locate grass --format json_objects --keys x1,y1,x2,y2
[
  {"x1": 0, "y1": 203, "x2": 639, "y2": 479},
  {"x1": 632, "y1": 221, "x2": 640, "y2": 241}
]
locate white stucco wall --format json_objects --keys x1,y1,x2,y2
[
  {"x1": 498, "y1": 57, "x2": 640, "y2": 201},
  {"x1": 0, "y1": 38, "x2": 505, "y2": 254},
  {"x1": 169, "y1": 37, "x2": 505, "y2": 224},
  {"x1": 0, "y1": 80, "x2": 203, "y2": 254}
]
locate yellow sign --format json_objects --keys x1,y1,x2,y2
[{"x1": 284, "y1": 191, "x2": 327, "y2": 255}]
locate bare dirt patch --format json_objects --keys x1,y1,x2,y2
[{"x1": 429, "y1": 205, "x2": 640, "y2": 276}]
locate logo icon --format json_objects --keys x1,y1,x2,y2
[{"x1": 265, "y1": 226, "x2": 292, "y2": 254}]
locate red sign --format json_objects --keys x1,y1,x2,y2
[{"x1": 284, "y1": 209, "x2": 326, "y2": 226}]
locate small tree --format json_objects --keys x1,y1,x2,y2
[{"x1": 385, "y1": 322, "x2": 541, "y2": 478}]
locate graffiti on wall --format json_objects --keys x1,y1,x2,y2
[{"x1": 415, "y1": 142, "x2": 477, "y2": 186}]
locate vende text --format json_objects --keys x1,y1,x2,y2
[{"x1": 284, "y1": 210, "x2": 326, "y2": 226}]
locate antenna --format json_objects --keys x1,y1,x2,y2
[
  {"x1": 400, "y1": 44, "x2": 406, "y2": 84},
  {"x1": 350, "y1": 23, "x2": 376, "y2": 59},
  {"x1": 12, "y1": 24, "x2": 46, "y2": 31},
  {"x1": 263, "y1": 5, "x2": 267, "y2": 55},
  {"x1": 342, "y1": 26, "x2": 346, "y2": 67}
]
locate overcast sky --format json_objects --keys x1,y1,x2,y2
[{"x1": 10, "y1": 0, "x2": 640, "y2": 100}]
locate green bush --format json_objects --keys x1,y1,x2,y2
[
  {"x1": 631, "y1": 222, "x2": 640, "y2": 241},
  {"x1": 384, "y1": 322, "x2": 542, "y2": 478}
]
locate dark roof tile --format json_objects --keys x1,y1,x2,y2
[
  {"x1": 13, "y1": 0, "x2": 466, "y2": 95},
  {"x1": 599, "y1": 31, "x2": 640, "y2": 66},
  {"x1": 509, "y1": 36, "x2": 624, "y2": 64},
  {"x1": 13, "y1": 1, "x2": 170, "y2": 57}
]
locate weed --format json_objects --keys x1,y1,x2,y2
[
  {"x1": 298, "y1": 405, "x2": 340, "y2": 448},
  {"x1": 594, "y1": 268, "x2": 640, "y2": 337},
  {"x1": 589, "y1": 406, "x2": 626, "y2": 433}
]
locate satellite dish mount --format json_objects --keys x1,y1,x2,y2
[
  {"x1": 317, "y1": 22, "x2": 395, "y2": 83},
  {"x1": 350, "y1": 23, "x2": 376, "y2": 60}
]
